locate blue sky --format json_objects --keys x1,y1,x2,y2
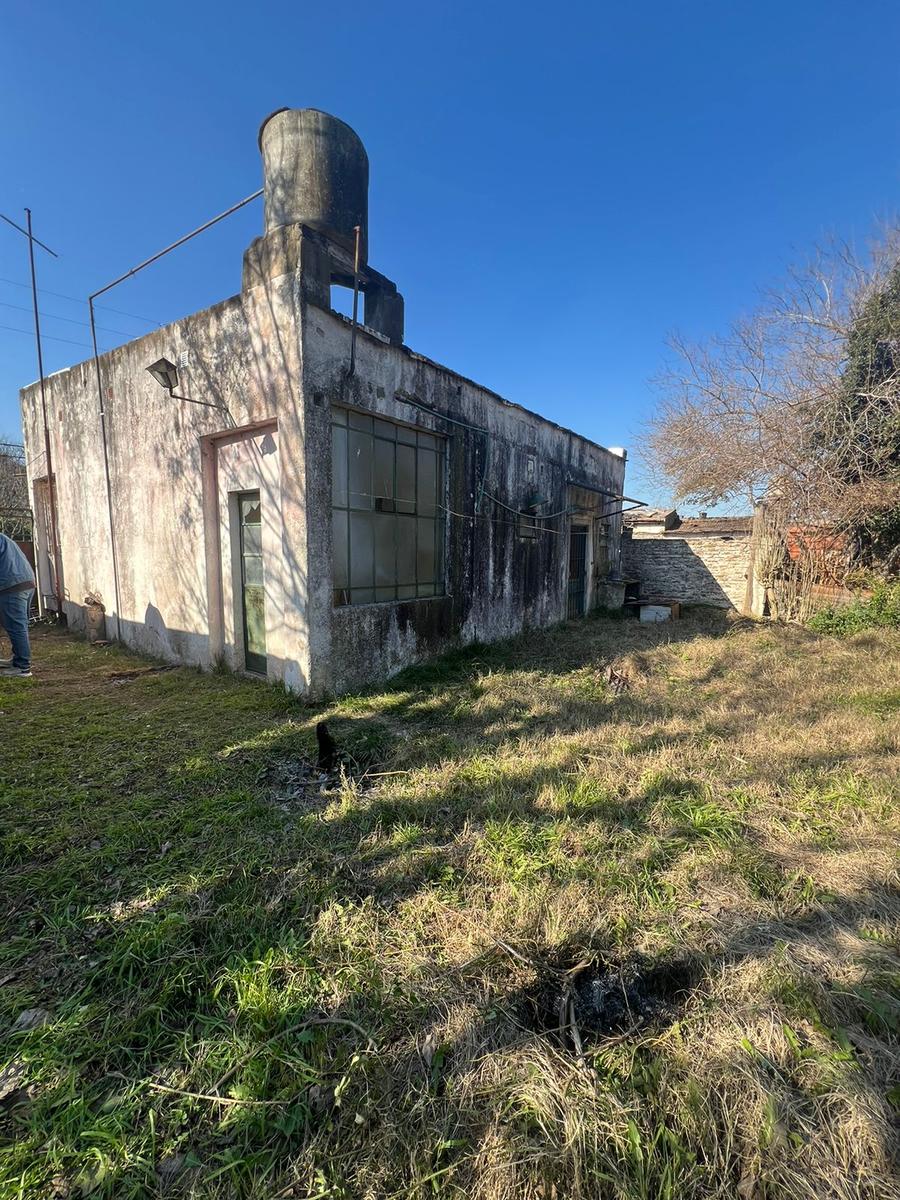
[{"x1": 2, "y1": 1, "x2": 900, "y2": 506}]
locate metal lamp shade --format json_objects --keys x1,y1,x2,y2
[{"x1": 146, "y1": 358, "x2": 180, "y2": 392}]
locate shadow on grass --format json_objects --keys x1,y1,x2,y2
[{"x1": 2, "y1": 614, "x2": 898, "y2": 1197}]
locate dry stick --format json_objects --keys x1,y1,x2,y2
[
  {"x1": 458, "y1": 932, "x2": 545, "y2": 979},
  {"x1": 107, "y1": 1070, "x2": 290, "y2": 1108},
  {"x1": 566, "y1": 995, "x2": 588, "y2": 1070},
  {"x1": 144, "y1": 1079, "x2": 288, "y2": 1107},
  {"x1": 212, "y1": 1016, "x2": 376, "y2": 1096},
  {"x1": 488, "y1": 934, "x2": 538, "y2": 970},
  {"x1": 441, "y1": 900, "x2": 547, "y2": 975}
]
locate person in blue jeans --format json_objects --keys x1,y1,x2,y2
[{"x1": 0, "y1": 533, "x2": 36, "y2": 678}]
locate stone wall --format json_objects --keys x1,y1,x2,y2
[{"x1": 622, "y1": 531, "x2": 751, "y2": 610}]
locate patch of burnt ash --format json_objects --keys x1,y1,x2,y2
[
  {"x1": 267, "y1": 756, "x2": 343, "y2": 814},
  {"x1": 518, "y1": 950, "x2": 700, "y2": 1049},
  {"x1": 266, "y1": 748, "x2": 383, "y2": 816}
]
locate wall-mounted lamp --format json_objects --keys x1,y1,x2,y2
[
  {"x1": 145, "y1": 357, "x2": 228, "y2": 414},
  {"x1": 525, "y1": 493, "x2": 549, "y2": 512},
  {"x1": 146, "y1": 357, "x2": 180, "y2": 393}
]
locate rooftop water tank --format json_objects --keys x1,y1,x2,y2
[{"x1": 258, "y1": 108, "x2": 368, "y2": 262}]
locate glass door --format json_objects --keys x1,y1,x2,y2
[{"x1": 237, "y1": 491, "x2": 266, "y2": 675}]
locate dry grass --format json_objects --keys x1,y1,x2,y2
[{"x1": 1, "y1": 611, "x2": 898, "y2": 1198}]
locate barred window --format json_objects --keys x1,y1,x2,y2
[{"x1": 331, "y1": 407, "x2": 445, "y2": 606}]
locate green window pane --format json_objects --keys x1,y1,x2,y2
[
  {"x1": 416, "y1": 518, "x2": 435, "y2": 582},
  {"x1": 238, "y1": 490, "x2": 266, "y2": 674},
  {"x1": 397, "y1": 515, "x2": 416, "y2": 584},
  {"x1": 241, "y1": 524, "x2": 262, "y2": 556},
  {"x1": 396, "y1": 444, "x2": 415, "y2": 514},
  {"x1": 350, "y1": 513, "x2": 374, "y2": 588},
  {"x1": 333, "y1": 510, "x2": 349, "y2": 589},
  {"x1": 349, "y1": 410, "x2": 373, "y2": 432},
  {"x1": 375, "y1": 586, "x2": 396, "y2": 602},
  {"x1": 375, "y1": 513, "x2": 397, "y2": 586},
  {"x1": 349, "y1": 430, "x2": 373, "y2": 510},
  {"x1": 374, "y1": 418, "x2": 397, "y2": 439},
  {"x1": 396, "y1": 424, "x2": 416, "y2": 445},
  {"x1": 244, "y1": 586, "x2": 266, "y2": 655},
  {"x1": 417, "y1": 449, "x2": 437, "y2": 518},
  {"x1": 243, "y1": 555, "x2": 264, "y2": 587},
  {"x1": 374, "y1": 438, "x2": 394, "y2": 505},
  {"x1": 332, "y1": 425, "x2": 348, "y2": 507},
  {"x1": 332, "y1": 407, "x2": 348, "y2": 425}
]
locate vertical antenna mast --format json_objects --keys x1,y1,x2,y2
[{"x1": 0, "y1": 209, "x2": 64, "y2": 616}]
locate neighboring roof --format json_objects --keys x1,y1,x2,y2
[
  {"x1": 624, "y1": 507, "x2": 753, "y2": 535},
  {"x1": 669, "y1": 516, "x2": 752, "y2": 536},
  {"x1": 623, "y1": 506, "x2": 676, "y2": 525}
]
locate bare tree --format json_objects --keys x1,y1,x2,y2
[
  {"x1": 642, "y1": 228, "x2": 900, "y2": 572},
  {"x1": 0, "y1": 439, "x2": 31, "y2": 539}
]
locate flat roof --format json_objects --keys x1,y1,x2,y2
[{"x1": 21, "y1": 292, "x2": 626, "y2": 464}]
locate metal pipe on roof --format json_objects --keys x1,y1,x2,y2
[
  {"x1": 565, "y1": 477, "x2": 646, "y2": 508},
  {"x1": 348, "y1": 224, "x2": 361, "y2": 378},
  {"x1": 89, "y1": 189, "x2": 263, "y2": 302}
]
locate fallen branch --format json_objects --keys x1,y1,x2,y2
[
  {"x1": 144, "y1": 1079, "x2": 288, "y2": 1106},
  {"x1": 566, "y1": 994, "x2": 589, "y2": 1071}
]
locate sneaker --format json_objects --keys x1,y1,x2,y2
[{"x1": 0, "y1": 666, "x2": 31, "y2": 678}]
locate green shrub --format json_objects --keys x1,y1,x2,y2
[{"x1": 807, "y1": 580, "x2": 900, "y2": 635}]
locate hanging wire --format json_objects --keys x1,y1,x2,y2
[
  {"x1": 0, "y1": 320, "x2": 92, "y2": 350},
  {"x1": 481, "y1": 490, "x2": 573, "y2": 521},
  {"x1": 342, "y1": 489, "x2": 580, "y2": 536},
  {"x1": 0, "y1": 274, "x2": 162, "y2": 325},
  {"x1": 0, "y1": 299, "x2": 139, "y2": 339}
]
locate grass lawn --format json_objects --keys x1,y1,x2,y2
[{"x1": 1, "y1": 612, "x2": 898, "y2": 1199}]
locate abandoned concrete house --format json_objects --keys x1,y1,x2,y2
[
  {"x1": 622, "y1": 507, "x2": 753, "y2": 611},
  {"x1": 20, "y1": 109, "x2": 628, "y2": 695}
]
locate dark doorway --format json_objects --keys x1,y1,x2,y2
[
  {"x1": 567, "y1": 524, "x2": 588, "y2": 618},
  {"x1": 237, "y1": 491, "x2": 267, "y2": 675}
]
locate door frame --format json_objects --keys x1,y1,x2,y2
[
  {"x1": 567, "y1": 522, "x2": 589, "y2": 619},
  {"x1": 199, "y1": 418, "x2": 278, "y2": 676}
]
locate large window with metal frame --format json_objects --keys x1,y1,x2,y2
[{"x1": 331, "y1": 407, "x2": 446, "y2": 606}]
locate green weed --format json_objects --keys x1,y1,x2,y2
[{"x1": 807, "y1": 579, "x2": 900, "y2": 635}]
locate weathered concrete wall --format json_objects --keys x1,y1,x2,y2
[
  {"x1": 20, "y1": 260, "x2": 311, "y2": 689},
  {"x1": 21, "y1": 222, "x2": 626, "y2": 697},
  {"x1": 301, "y1": 302, "x2": 627, "y2": 696},
  {"x1": 622, "y1": 530, "x2": 751, "y2": 610}
]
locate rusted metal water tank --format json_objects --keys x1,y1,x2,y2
[{"x1": 258, "y1": 108, "x2": 369, "y2": 261}]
